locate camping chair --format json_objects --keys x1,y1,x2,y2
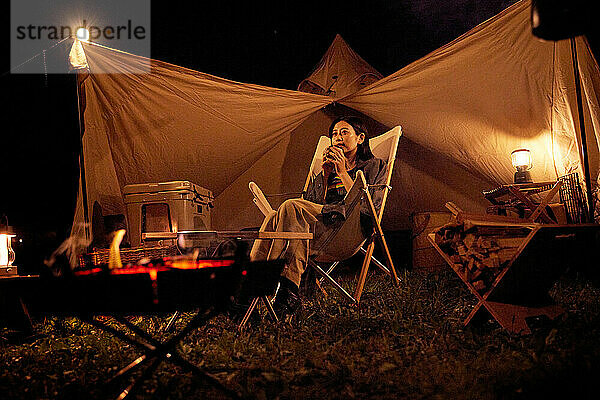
[{"x1": 248, "y1": 126, "x2": 402, "y2": 306}]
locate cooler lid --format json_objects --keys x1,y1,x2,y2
[
  {"x1": 122, "y1": 181, "x2": 212, "y2": 197},
  {"x1": 123, "y1": 190, "x2": 213, "y2": 204}
]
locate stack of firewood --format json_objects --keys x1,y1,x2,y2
[{"x1": 434, "y1": 221, "x2": 529, "y2": 293}]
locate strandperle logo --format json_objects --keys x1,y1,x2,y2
[
  {"x1": 11, "y1": 0, "x2": 150, "y2": 74},
  {"x1": 15, "y1": 19, "x2": 147, "y2": 41}
]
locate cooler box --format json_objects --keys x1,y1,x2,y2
[{"x1": 123, "y1": 181, "x2": 213, "y2": 247}]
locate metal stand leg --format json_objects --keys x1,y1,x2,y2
[
  {"x1": 309, "y1": 260, "x2": 357, "y2": 305},
  {"x1": 83, "y1": 309, "x2": 241, "y2": 399},
  {"x1": 238, "y1": 298, "x2": 260, "y2": 331},
  {"x1": 317, "y1": 249, "x2": 391, "y2": 286},
  {"x1": 360, "y1": 247, "x2": 391, "y2": 275},
  {"x1": 163, "y1": 311, "x2": 180, "y2": 332},
  {"x1": 262, "y1": 296, "x2": 279, "y2": 322},
  {"x1": 237, "y1": 295, "x2": 279, "y2": 331},
  {"x1": 116, "y1": 356, "x2": 162, "y2": 400}
]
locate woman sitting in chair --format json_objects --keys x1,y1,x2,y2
[{"x1": 249, "y1": 116, "x2": 388, "y2": 319}]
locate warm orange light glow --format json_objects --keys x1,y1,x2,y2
[
  {"x1": 511, "y1": 148, "x2": 532, "y2": 171},
  {"x1": 74, "y1": 259, "x2": 235, "y2": 276},
  {"x1": 76, "y1": 27, "x2": 90, "y2": 41},
  {"x1": 0, "y1": 234, "x2": 16, "y2": 266},
  {"x1": 170, "y1": 259, "x2": 234, "y2": 269},
  {"x1": 148, "y1": 269, "x2": 158, "y2": 281}
]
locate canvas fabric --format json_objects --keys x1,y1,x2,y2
[
  {"x1": 68, "y1": 0, "x2": 600, "y2": 241},
  {"x1": 341, "y1": 1, "x2": 600, "y2": 192}
]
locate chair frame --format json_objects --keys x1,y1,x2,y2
[{"x1": 248, "y1": 126, "x2": 402, "y2": 308}]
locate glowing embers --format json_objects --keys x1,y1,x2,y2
[
  {"x1": 73, "y1": 258, "x2": 235, "y2": 276},
  {"x1": 73, "y1": 258, "x2": 236, "y2": 305}
]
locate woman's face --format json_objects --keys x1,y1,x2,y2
[{"x1": 330, "y1": 121, "x2": 364, "y2": 154}]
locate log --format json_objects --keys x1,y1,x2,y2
[{"x1": 431, "y1": 213, "x2": 536, "y2": 293}]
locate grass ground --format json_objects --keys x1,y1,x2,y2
[{"x1": 1, "y1": 268, "x2": 600, "y2": 399}]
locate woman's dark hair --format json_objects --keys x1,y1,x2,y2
[{"x1": 328, "y1": 116, "x2": 374, "y2": 161}]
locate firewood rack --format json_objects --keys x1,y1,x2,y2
[{"x1": 428, "y1": 214, "x2": 600, "y2": 335}]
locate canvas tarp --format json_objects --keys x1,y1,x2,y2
[
  {"x1": 68, "y1": 42, "x2": 331, "y2": 238},
  {"x1": 69, "y1": 0, "x2": 599, "y2": 240},
  {"x1": 342, "y1": 0, "x2": 600, "y2": 192}
]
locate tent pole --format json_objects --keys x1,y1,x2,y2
[
  {"x1": 75, "y1": 74, "x2": 91, "y2": 241},
  {"x1": 570, "y1": 37, "x2": 595, "y2": 222}
]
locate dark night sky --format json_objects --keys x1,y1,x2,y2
[{"x1": 2, "y1": 0, "x2": 596, "y2": 269}]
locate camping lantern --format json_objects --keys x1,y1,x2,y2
[
  {"x1": 0, "y1": 233, "x2": 16, "y2": 267},
  {"x1": 511, "y1": 148, "x2": 533, "y2": 184}
]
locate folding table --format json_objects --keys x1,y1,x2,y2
[
  {"x1": 429, "y1": 221, "x2": 600, "y2": 335},
  {"x1": 483, "y1": 181, "x2": 562, "y2": 223}
]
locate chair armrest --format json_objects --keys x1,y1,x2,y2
[
  {"x1": 249, "y1": 182, "x2": 275, "y2": 217},
  {"x1": 261, "y1": 191, "x2": 305, "y2": 198}
]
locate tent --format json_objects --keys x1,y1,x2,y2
[
  {"x1": 69, "y1": 0, "x2": 599, "y2": 241},
  {"x1": 297, "y1": 34, "x2": 383, "y2": 98}
]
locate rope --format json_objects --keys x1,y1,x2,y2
[
  {"x1": 42, "y1": 50, "x2": 47, "y2": 87},
  {"x1": 1, "y1": 36, "x2": 73, "y2": 77}
]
